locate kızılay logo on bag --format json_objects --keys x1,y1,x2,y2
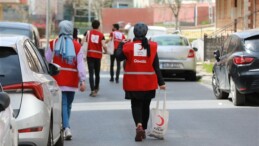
[{"x1": 156, "y1": 115, "x2": 165, "y2": 126}]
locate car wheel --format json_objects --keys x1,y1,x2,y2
[
  {"x1": 54, "y1": 128, "x2": 64, "y2": 146},
  {"x1": 230, "y1": 77, "x2": 245, "y2": 106},
  {"x1": 212, "y1": 73, "x2": 229, "y2": 99}
]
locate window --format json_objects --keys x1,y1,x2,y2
[
  {"x1": 27, "y1": 41, "x2": 48, "y2": 73},
  {"x1": 244, "y1": 36, "x2": 259, "y2": 52},
  {"x1": 24, "y1": 40, "x2": 44, "y2": 73},
  {"x1": 222, "y1": 37, "x2": 231, "y2": 56},
  {"x1": 0, "y1": 47, "x2": 22, "y2": 86},
  {"x1": 152, "y1": 36, "x2": 189, "y2": 46},
  {"x1": 227, "y1": 36, "x2": 239, "y2": 53}
]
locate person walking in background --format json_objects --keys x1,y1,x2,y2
[
  {"x1": 73, "y1": 27, "x2": 82, "y2": 44},
  {"x1": 85, "y1": 20, "x2": 107, "y2": 97},
  {"x1": 116, "y1": 22, "x2": 166, "y2": 142},
  {"x1": 45, "y1": 20, "x2": 86, "y2": 140},
  {"x1": 108, "y1": 23, "x2": 126, "y2": 83}
]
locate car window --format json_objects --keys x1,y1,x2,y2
[
  {"x1": 146, "y1": 29, "x2": 167, "y2": 38},
  {"x1": 152, "y1": 36, "x2": 189, "y2": 46},
  {"x1": 0, "y1": 47, "x2": 23, "y2": 86},
  {"x1": 24, "y1": 40, "x2": 44, "y2": 73},
  {"x1": 0, "y1": 27, "x2": 30, "y2": 38},
  {"x1": 32, "y1": 31, "x2": 36, "y2": 45},
  {"x1": 27, "y1": 41, "x2": 48, "y2": 73},
  {"x1": 244, "y1": 37, "x2": 259, "y2": 52},
  {"x1": 227, "y1": 36, "x2": 239, "y2": 53},
  {"x1": 222, "y1": 37, "x2": 231, "y2": 56},
  {"x1": 127, "y1": 27, "x2": 167, "y2": 40}
]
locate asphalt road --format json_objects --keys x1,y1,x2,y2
[{"x1": 64, "y1": 74, "x2": 259, "y2": 146}]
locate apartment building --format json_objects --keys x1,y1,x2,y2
[{"x1": 216, "y1": 0, "x2": 259, "y2": 31}]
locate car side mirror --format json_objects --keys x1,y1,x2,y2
[
  {"x1": 214, "y1": 50, "x2": 220, "y2": 62},
  {"x1": 48, "y1": 63, "x2": 61, "y2": 76},
  {"x1": 193, "y1": 47, "x2": 198, "y2": 51},
  {"x1": 0, "y1": 92, "x2": 10, "y2": 112}
]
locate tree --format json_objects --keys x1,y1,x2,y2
[
  {"x1": 155, "y1": 0, "x2": 182, "y2": 30},
  {"x1": 91, "y1": 0, "x2": 112, "y2": 30},
  {"x1": 167, "y1": 0, "x2": 182, "y2": 30}
]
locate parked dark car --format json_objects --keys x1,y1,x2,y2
[
  {"x1": 0, "y1": 21, "x2": 41, "y2": 48},
  {"x1": 212, "y1": 29, "x2": 259, "y2": 106}
]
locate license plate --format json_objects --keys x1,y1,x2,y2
[{"x1": 161, "y1": 63, "x2": 183, "y2": 69}]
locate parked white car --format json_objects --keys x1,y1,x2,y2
[
  {"x1": 0, "y1": 85, "x2": 18, "y2": 146},
  {"x1": 151, "y1": 34, "x2": 198, "y2": 81},
  {"x1": 127, "y1": 25, "x2": 167, "y2": 40},
  {"x1": 0, "y1": 35, "x2": 63, "y2": 146}
]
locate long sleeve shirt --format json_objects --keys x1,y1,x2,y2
[{"x1": 45, "y1": 45, "x2": 87, "y2": 92}]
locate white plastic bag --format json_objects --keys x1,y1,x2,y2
[
  {"x1": 107, "y1": 40, "x2": 114, "y2": 55},
  {"x1": 106, "y1": 33, "x2": 114, "y2": 55},
  {"x1": 148, "y1": 91, "x2": 169, "y2": 139},
  {"x1": 81, "y1": 31, "x2": 90, "y2": 58}
]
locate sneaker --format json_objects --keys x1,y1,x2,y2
[
  {"x1": 64, "y1": 128, "x2": 72, "y2": 140},
  {"x1": 116, "y1": 79, "x2": 119, "y2": 84},
  {"x1": 135, "y1": 125, "x2": 145, "y2": 142},
  {"x1": 89, "y1": 91, "x2": 97, "y2": 97}
]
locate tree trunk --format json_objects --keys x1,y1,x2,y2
[{"x1": 175, "y1": 15, "x2": 179, "y2": 30}]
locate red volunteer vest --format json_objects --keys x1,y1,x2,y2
[
  {"x1": 123, "y1": 41, "x2": 158, "y2": 91},
  {"x1": 110, "y1": 31, "x2": 125, "y2": 50},
  {"x1": 49, "y1": 39, "x2": 81, "y2": 87},
  {"x1": 87, "y1": 30, "x2": 104, "y2": 59}
]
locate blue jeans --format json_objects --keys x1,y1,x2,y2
[{"x1": 62, "y1": 91, "x2": 75, "y2": 129}]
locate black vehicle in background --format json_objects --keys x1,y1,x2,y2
[
  {"x1": 0, "y1": 21, "x2": 41, "y2": 48},
  {"x1": 212, "y1": 29, "x2": 259, "y2": 106}
]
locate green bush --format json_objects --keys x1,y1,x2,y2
[{"x1": 202, "y1": 63, "x2": 213, "y2": 73}]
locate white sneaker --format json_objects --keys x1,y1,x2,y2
[{"x1": 64, "y1": 128, "x2": 72, "y2": 140}]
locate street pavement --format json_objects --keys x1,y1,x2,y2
[{"x1": 63, "y1": 55, "x2": 259, "y2": 146}]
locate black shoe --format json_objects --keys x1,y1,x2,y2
[
  {"x1": 110, "y1": 78, "x2": 114, "y2": 82},
  {"x1": 116, "y1": 80, "x2": 119, "y2": 83}
]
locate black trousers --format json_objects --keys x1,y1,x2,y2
[
  {"x1": 87, "y1": 57, "x2": 101, "y2": 91},
  {"x1": 131, "y1": 98, "x2": 152, "y2": 130},
  {"x1": 110, "y1": 54, "x2": 121, "y2": 81}
]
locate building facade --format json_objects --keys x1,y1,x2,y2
[{"x1": 216, "y1": 0, "x2": 259, "y2": 31}]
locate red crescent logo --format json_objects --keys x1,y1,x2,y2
[{"x1": 156, "y1": 115, "x2": 165, "y2": 126}]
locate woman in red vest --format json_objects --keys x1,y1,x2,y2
[
  {"x1": 45, "y1": 20, "x2": 86, "y2": 140},
  {"x1": 116, "y1": 22, "x2": 166, "y2": 142}
]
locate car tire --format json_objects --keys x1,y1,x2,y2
[
  {"x1": 212, "y1": 73, "x2": 229, "y2": 99},
  {"x1": 230, "y1": 77, "x2": 245, "y2": 106},
  {"x1": 54, "y1": 128, "x2": 64, "y2": 146}
]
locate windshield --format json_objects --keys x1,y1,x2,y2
[
  {"x1": 127, "y1": 27, "x2": 167, "y2": 40},
  {"x1": 152, "y1": 36, "x2": 189, "y2": 46},
  {"x1": 0, "y1": 27, "x2": 30, "y2": 38},
  {"x1": 244, "y1": 38, "x2": 259, "y2": 52},
  {"x1": 146, "y1": 29, "x2": 167, "y2": 37}
]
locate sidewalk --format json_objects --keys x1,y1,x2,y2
[{"x1": 196, "y1": 63, "x2": 212, "y2": 85}]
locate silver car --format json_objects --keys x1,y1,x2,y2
[
  {"x1": 151, "y1": 34, "x2": 197, "y2": 81},
  {"x1": 0, "y1": 36, "x2": 63, "y2": 146},
  {"x1": 0, "y1": 85, "x2": 18, "y2": 146}
]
